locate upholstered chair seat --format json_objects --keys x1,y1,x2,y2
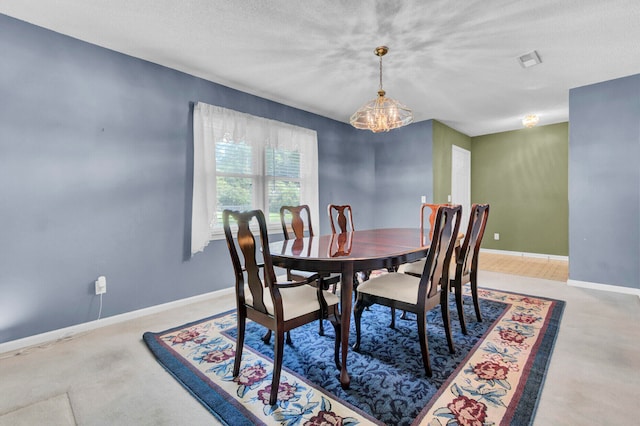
[
  {"x1": 356, "y1": 273, "x2": 426, "y2": 305},
  {"x1": 244, "y1": 283, "x2": 340, "y2": 321}
]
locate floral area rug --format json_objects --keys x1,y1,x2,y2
[{"x1": 143, "y1": 288, "x2": 564, "y2": 425}]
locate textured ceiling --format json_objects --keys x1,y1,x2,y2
[{"x1": 1, "y1": 0, "x2": 639, "y2": 136}]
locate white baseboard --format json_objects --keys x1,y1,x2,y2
[
  {"x1": 0, "y1": 287, "x2": 235, "y2": 356},
  {"x1": 567, "y1": 279, "x2": 640, "y2": 297},
  {"x1": 481, "y1": 248, "x2": 568, "y2": 262},
  {"x1": 481, "y1": 249, "x2": 638, "y2": 296}
]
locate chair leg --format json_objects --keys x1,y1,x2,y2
[
  {"x1": 263, "y1": 329, "x2": 291, "y2": 345},
  {"x1": 440, "y1": 296, "x2": 455, "y2": 354},
  {"x1": 390, "y1": 307, "x2": 396, "y2": 329},
  {"x1": 416, "y1": 311, "x2": 432, "y2": 377},
  {"x1": 454, "y1": 280, "x2": 468, "y2": 335},
  {"x1": 471, "y1": 271, "x2": 482, "y2": 322},
  {"x1": 317, "y1": 284, "x2": 327, "y2": 336},
  {"x1": 269, "y1": 329, "x2": 285, "y2": 406},
  {"x1": 233, "y1": 314, "x2": 246, "y2": 377}
]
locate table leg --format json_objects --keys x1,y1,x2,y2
[{"x1": 339, "y1": 262, "x2": 353, "y2": 389}]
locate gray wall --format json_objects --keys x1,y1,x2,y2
[
  {"x1": 318, "y1": 124, "x2": 377, "y2": 233},
  {"x1": 0, "y1": 14, "x2": 435, "y2": 343},
  {"x1": 374, "y1": 121, "x2": 434, "y2": 229},
  {"x1": 568, "y1": 74, "x2": 640, "y2": 289}
]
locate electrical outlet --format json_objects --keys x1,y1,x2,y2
[
  {"x1": 447, "y1": 195, "x2": 452, "y2": 202},
  {"x1": 494, "y1": 233, "x2": 500, "y2": 241},
  {"x1": 95, "y1": 276, "x2": 107, "y2": 295},
  {"x1": 421, "y1": 195, "x2": 426, "y2": 203}
]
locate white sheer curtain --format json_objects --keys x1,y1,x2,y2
[{"x1": 191, "y1": 102, "x2": 319, "y2": 255}]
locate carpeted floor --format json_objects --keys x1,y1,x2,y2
[
  {"x1": 0, "y1": 393, "x2": 75, "y2": 426},
  {"x1": 1, "y1": 271, "x2": 638, "y2": 425}
]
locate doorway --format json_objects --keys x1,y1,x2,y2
[{"x1": 451, "y1": 145, "x2": 471, "y2": 228}]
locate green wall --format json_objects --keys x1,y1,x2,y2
[
  {"x1": 471, "y1": 123, "x2": 568, "y2": 256},
  {"x1": 432, "y1": 121, "x2": 471, "y2": 203}
]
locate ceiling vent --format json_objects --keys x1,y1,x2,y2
[{"x1": 518, "y1": 50, "x2": 542, "y2": 68}]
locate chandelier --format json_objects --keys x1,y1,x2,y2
[
  {"x1": 350, "y1": 46, "x2": 413, "y2": 133},
  {"x1": 522, "y1": 114, "x2": 540, "y2": 128}
]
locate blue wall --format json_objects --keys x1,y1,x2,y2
[
  {"x1": 374, "y1": 121, "x2": 434, "y2": 229},
  {"x1": 0, "y1": 14, "x2": 434, "y2": 343},
  {"x1": 568, "y1": 74, "x2": 640, "y2": 289}
]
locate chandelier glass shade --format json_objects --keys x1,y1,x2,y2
[{"x1": 350, "y1": 46, "x2": 413, "y2": 133}]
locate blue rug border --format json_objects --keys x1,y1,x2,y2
[
  {"x1": 142, "y1": 289, "x2": 566, "y2": 425},
  {"x1": 509, "y1": 293, "x2": 565, "y2": 426}
]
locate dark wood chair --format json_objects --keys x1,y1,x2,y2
[
  {"x1": 450, "y1": 203, "x2": 490, "y2": 334},
  {"x1": 328, "y1": 204, "x2": 355, "y2": 234},
  {"x1": 353, "y1": 204, "x2": 462, "y2": 376},
  {"x1": 396, "y1": 203, "x2": 446, "y2": 323},
  {"x1": 223, "y1": 209, "x2": 341, "y2": 405},
  {"x1": 402, "y1": 203, "x2": 443, "y2": 276},
  {"x1": 422, "y1": 203, "x2": 441, "y2": 240},
  {"x1": 280, "y1": 204, "x2": 317, "y2": 284},
  {"x1": 327, "y1": 203, "x2": 371, "y2": 289},
  {"x1": 280, "y1": 204, "x2": 340, "y2": 335}
]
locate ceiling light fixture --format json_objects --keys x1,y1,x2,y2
[
  {"x1": 522, "y1": 114, "x2": 540, "y2": 128},
  {"x1": 350, "y1": 46, "x2": 413, "y2": 133}
]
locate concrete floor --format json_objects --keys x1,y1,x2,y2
[{"x1": 0, "y1": 271, "x2": 638, "y2": 425}]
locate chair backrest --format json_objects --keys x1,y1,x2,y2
[
  {"x1": 328, "y1": 204, "x2": 355, "y2": 234},
  {"x1": 418, "y1": 204, "x2": 462, "y2": 302},
  {"x1": 420, "y1": 203, "x2": 443, "y2": 241},
  {"x1": 456, "y1": 203, "x2": 490, "y2": 277},
  {"x1": 280, "y1": 205, "x2": 314, "y2": 240},
  {"x1": 223, "y1": 209, "x2": 278, "y2": 316}
]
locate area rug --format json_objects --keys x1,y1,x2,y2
[{"x1": 143, "y1": 288, "x2": 564, "y2": 425}]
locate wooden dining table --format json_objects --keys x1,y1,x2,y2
[{"x1": 268, "y1": 228, "x2": 429, "y2": 389}]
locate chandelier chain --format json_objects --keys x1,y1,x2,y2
[{"x1": 379, "y1": 54, "x2": 383, "y2": 92}]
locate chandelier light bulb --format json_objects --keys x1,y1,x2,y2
[{"x1": 522, "y1": 114, "x2": 540, "y2": 128}]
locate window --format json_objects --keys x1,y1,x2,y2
[{"x1": 191, "y1": 102, "x2": 319, "y2": 255}]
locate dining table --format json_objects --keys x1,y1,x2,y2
[{"x1": 268, "y1": 227, "x2": 429, "y2": 389}]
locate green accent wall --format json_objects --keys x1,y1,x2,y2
[
  {"x1": 471, "y1": 123, "x2": 568, "y2": 256},
  {"x1": 432, "y1": 121, "x2": 471, "y2": 203}
]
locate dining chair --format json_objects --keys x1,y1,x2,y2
[
  {"x1": 395, "y1": 203, "x2": 447, "y2": 323},
  {"x1": 401, "y1": 203, "x2": 444, "y2": 277},
  {"x1": 328, "y1": 204, "x2": 355, "y2": 234},
  {"x1": 327, "y1": 203, "x2": 375, "y2": 292},
  {"x1": 353, "y1": 204, "x2": 462, "y2": 377},
  {"x1": 450, "y1": 203, "x2": 490, "y2": 334},
  {"x1": 280, "y1": 204, "x2": 316, "y2": 285},
  {"x1": 280, "y1": 204, "x2": 340, "y2": 336},
  {"x1": 223, "y1": 209, "x2": 341, "y2": 405}
]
